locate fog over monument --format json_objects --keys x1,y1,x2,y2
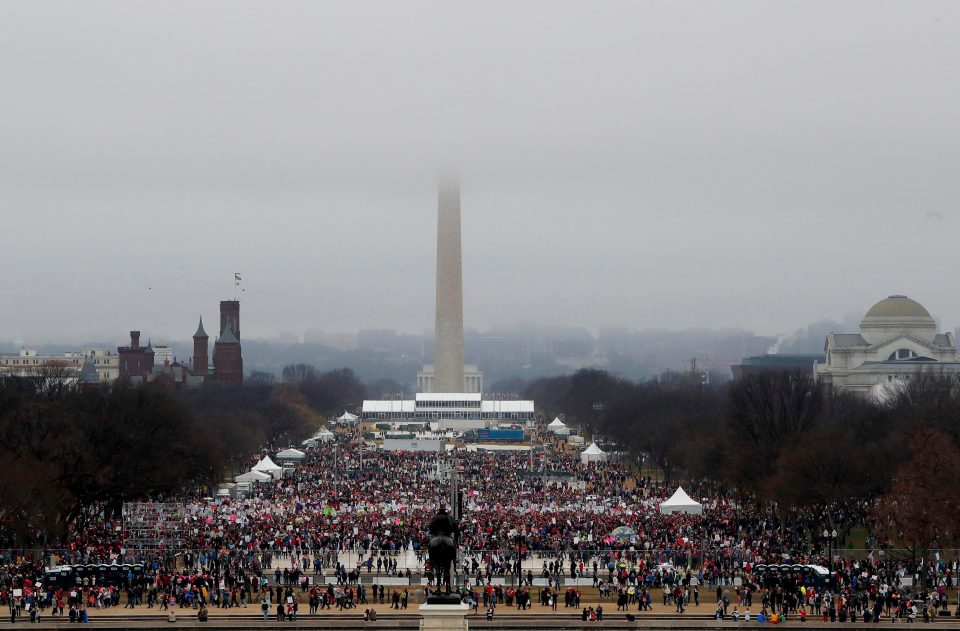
[
  {"x1": 433, "y1": 176, "x2": 466, "y2": 394},
  {"x1": 2, "y1": 1, "x2": 960, "y2": 344}
]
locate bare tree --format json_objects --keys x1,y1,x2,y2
[
  {"x1": 248, "y1": 370, "x2": 276, "y2": 386},
  {"x1": 282, "y1": 363, "x2": 317, "y2": 385},
  {"x1": 27, "y1": 362, "x2": 78, "y2": 396}
]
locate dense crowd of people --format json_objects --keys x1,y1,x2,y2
[{"x1": 0, "y1": 429, "x2": 958, "y2": 621}]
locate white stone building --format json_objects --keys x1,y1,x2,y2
[
  {"x1": 0, "y1": 347, "x2": 119, "y2": 383},
  {"x1": 84, "y1": 347, "x2": 120, "y2": 382},
  {"x1": 817, "y1": 295, "x2": 960, "y2": 395},
  {"x1": 362, "y1": 392, "x2": 533, "y2": 430}
]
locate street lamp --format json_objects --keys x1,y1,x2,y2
[
  {"x1": 592, "y1": 402, "x2": 604, "y2": 437},
  {"x1": 823, "y1": 529, "x2": 838, "y2": 589}
]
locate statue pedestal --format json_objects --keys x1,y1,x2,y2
[{"x1": 419, "y1": 602, "x2": 470, "y2": 631}]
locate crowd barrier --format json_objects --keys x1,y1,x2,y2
[{"x1": 1, "y1": 548, "x2": 954, "y2": 578}]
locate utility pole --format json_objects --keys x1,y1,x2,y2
[
  {"x1": 450, "y1": 456, "x2": 459, "y2": 519},
  {"x1": 529, "y1": 431, "x2": 534, "y2": 469},
  {"x1": 449, "y1": 454, "x2": 461, "y2": 589},
  {"x1": 542, "y1": 445, "x2": 547, "y2": 490},
  {"x1": 592, "y1": 402, "x2": 604, "y2": 438}
]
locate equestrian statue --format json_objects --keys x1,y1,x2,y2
[{"x1": 426, "y1": 503, "x2": 460, "y2": 604}]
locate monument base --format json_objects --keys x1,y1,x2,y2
[
  {"x1": 426, "y1": 591, "x2": 463, "y2": 605},
  {"x1": 419, "y1": 602, "x2": 469, "y2": 631}
]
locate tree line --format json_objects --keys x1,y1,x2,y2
[
  {"x1": 525, "y1": 368, "x2": 960, "y2": 551},
  {"x1": 0, "y1": 365, "x2": 367, "y2": 546}
]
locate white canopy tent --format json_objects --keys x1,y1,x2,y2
[
  {"x1": 252, "y1": 456, "x2": 284, "y2": 479},
  {"x1": 334, "y1": 411, "x2": 359, "y2": 426},
  {"x1": 276, "y1": 448, "x2": 306, "y2": 463},
  {"x1": 234, "y1": 470, "x2": 272, "y2": 484},
  {"x1": 659, "y1": 487, "x2": 703, "y2": 515},
  {"x1": 548, "y1": 419, "x2": 570, "y2": 439},
  {"x1": 302, "y1": 428, "x2": 335, "y2": 447},
  {"x1": 580, "y1": 442, "x2": 608, "y2": 464},
  {"x1": 547, "y1": 417, "x2": 566, "y2": 430}
]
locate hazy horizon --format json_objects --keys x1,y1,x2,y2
[{"x1": 3, "y1": 1, "x2": 959, "y2": 344}]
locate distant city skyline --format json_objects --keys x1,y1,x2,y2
[
  {"x1": 0, "y1": 313, "x2": 881, "y2": 384},
  {"x1": 0, "y1": 318, "x2": 839, "y2": 347},
  {"x1": 0, "y1": 308, "x2": 915, "y2": 347}
]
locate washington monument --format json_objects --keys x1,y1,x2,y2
[{"x1": 434, "y1": 175, "x2": 465, "y2": 393}]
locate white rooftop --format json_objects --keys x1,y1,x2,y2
[
  {"x1": 481, "y1": 400, "x2": 534, "y2": 413},
  {"x1": 415, "y1": 392, "x2": 482, "y2": 402},
  {"x1": 363, "y1": 400, "x2": 416, "y2": 413},
  {"x1": 362, "y1": 399, "x2": 534, "y2": 413},
  {"x1": 363, "y1": 394, "x2": 534, "y2": 415}
]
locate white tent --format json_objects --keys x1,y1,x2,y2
[
  {"x1": 580, "y1": 442, "x2": 608, "y2": 464},
  {"x1": 234, "y1": 470, "x2": 272, "y2": 484},
  {"x1": 659, "y1": 487, "x2": 703, "y2": 515},
  {"x1": 302, "y1": 428, "x2": 335, "y2": 447},
  {"x1": 547, "y1": 417, "x2": 566, "y2": 430},
  {"x1": 334, "y1": 411, "x2": 359, "y2": 426},
  {"x1": 276, "y1": 448, "x2": 306, "y2": 463},
  {"x1": 252, "y1": 456, "x2": 284, "y2": 479}
]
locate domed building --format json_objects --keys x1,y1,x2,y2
[{"x1": 817, "y1": 295, "x2": 959, "y2": 394}]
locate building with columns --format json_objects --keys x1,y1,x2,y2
[
  {"x1": 817, "y1": 295, "x2": 960, "y2": 395},
  {"x1": 416, "y1": 363, "x2": 484, "y2": 393}
]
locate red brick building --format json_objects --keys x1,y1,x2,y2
[
  {"x1": 117, "y1": 331, "x2": 155, "y2": 383},
  {"x1": 213, "y1": 301, "x2": 243, "y2": 385},
  {"x1": 117, "y1": 301, "x2": 243, "y2": 387}
]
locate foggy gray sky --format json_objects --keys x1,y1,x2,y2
[{"x1": 2, "y1": 1, "x2": 960, "y2": 344}]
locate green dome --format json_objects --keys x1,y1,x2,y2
[{"x1": 864, "y1": 295, "x2": 931, "y2": 319}]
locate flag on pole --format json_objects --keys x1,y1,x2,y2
[{"x1": 234, "y1": 273, "x2": 242, "y2": 286}]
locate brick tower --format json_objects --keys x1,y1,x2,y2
[
  {"x1": 192, "y1": 316, "x2": 209, "y2": 378},
  {"x1": 219, "y1": 300, "x2": 240, "y2": 341},
  {"x1": 213, "y1": 302, "x2": 243, "y2": 385}
]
